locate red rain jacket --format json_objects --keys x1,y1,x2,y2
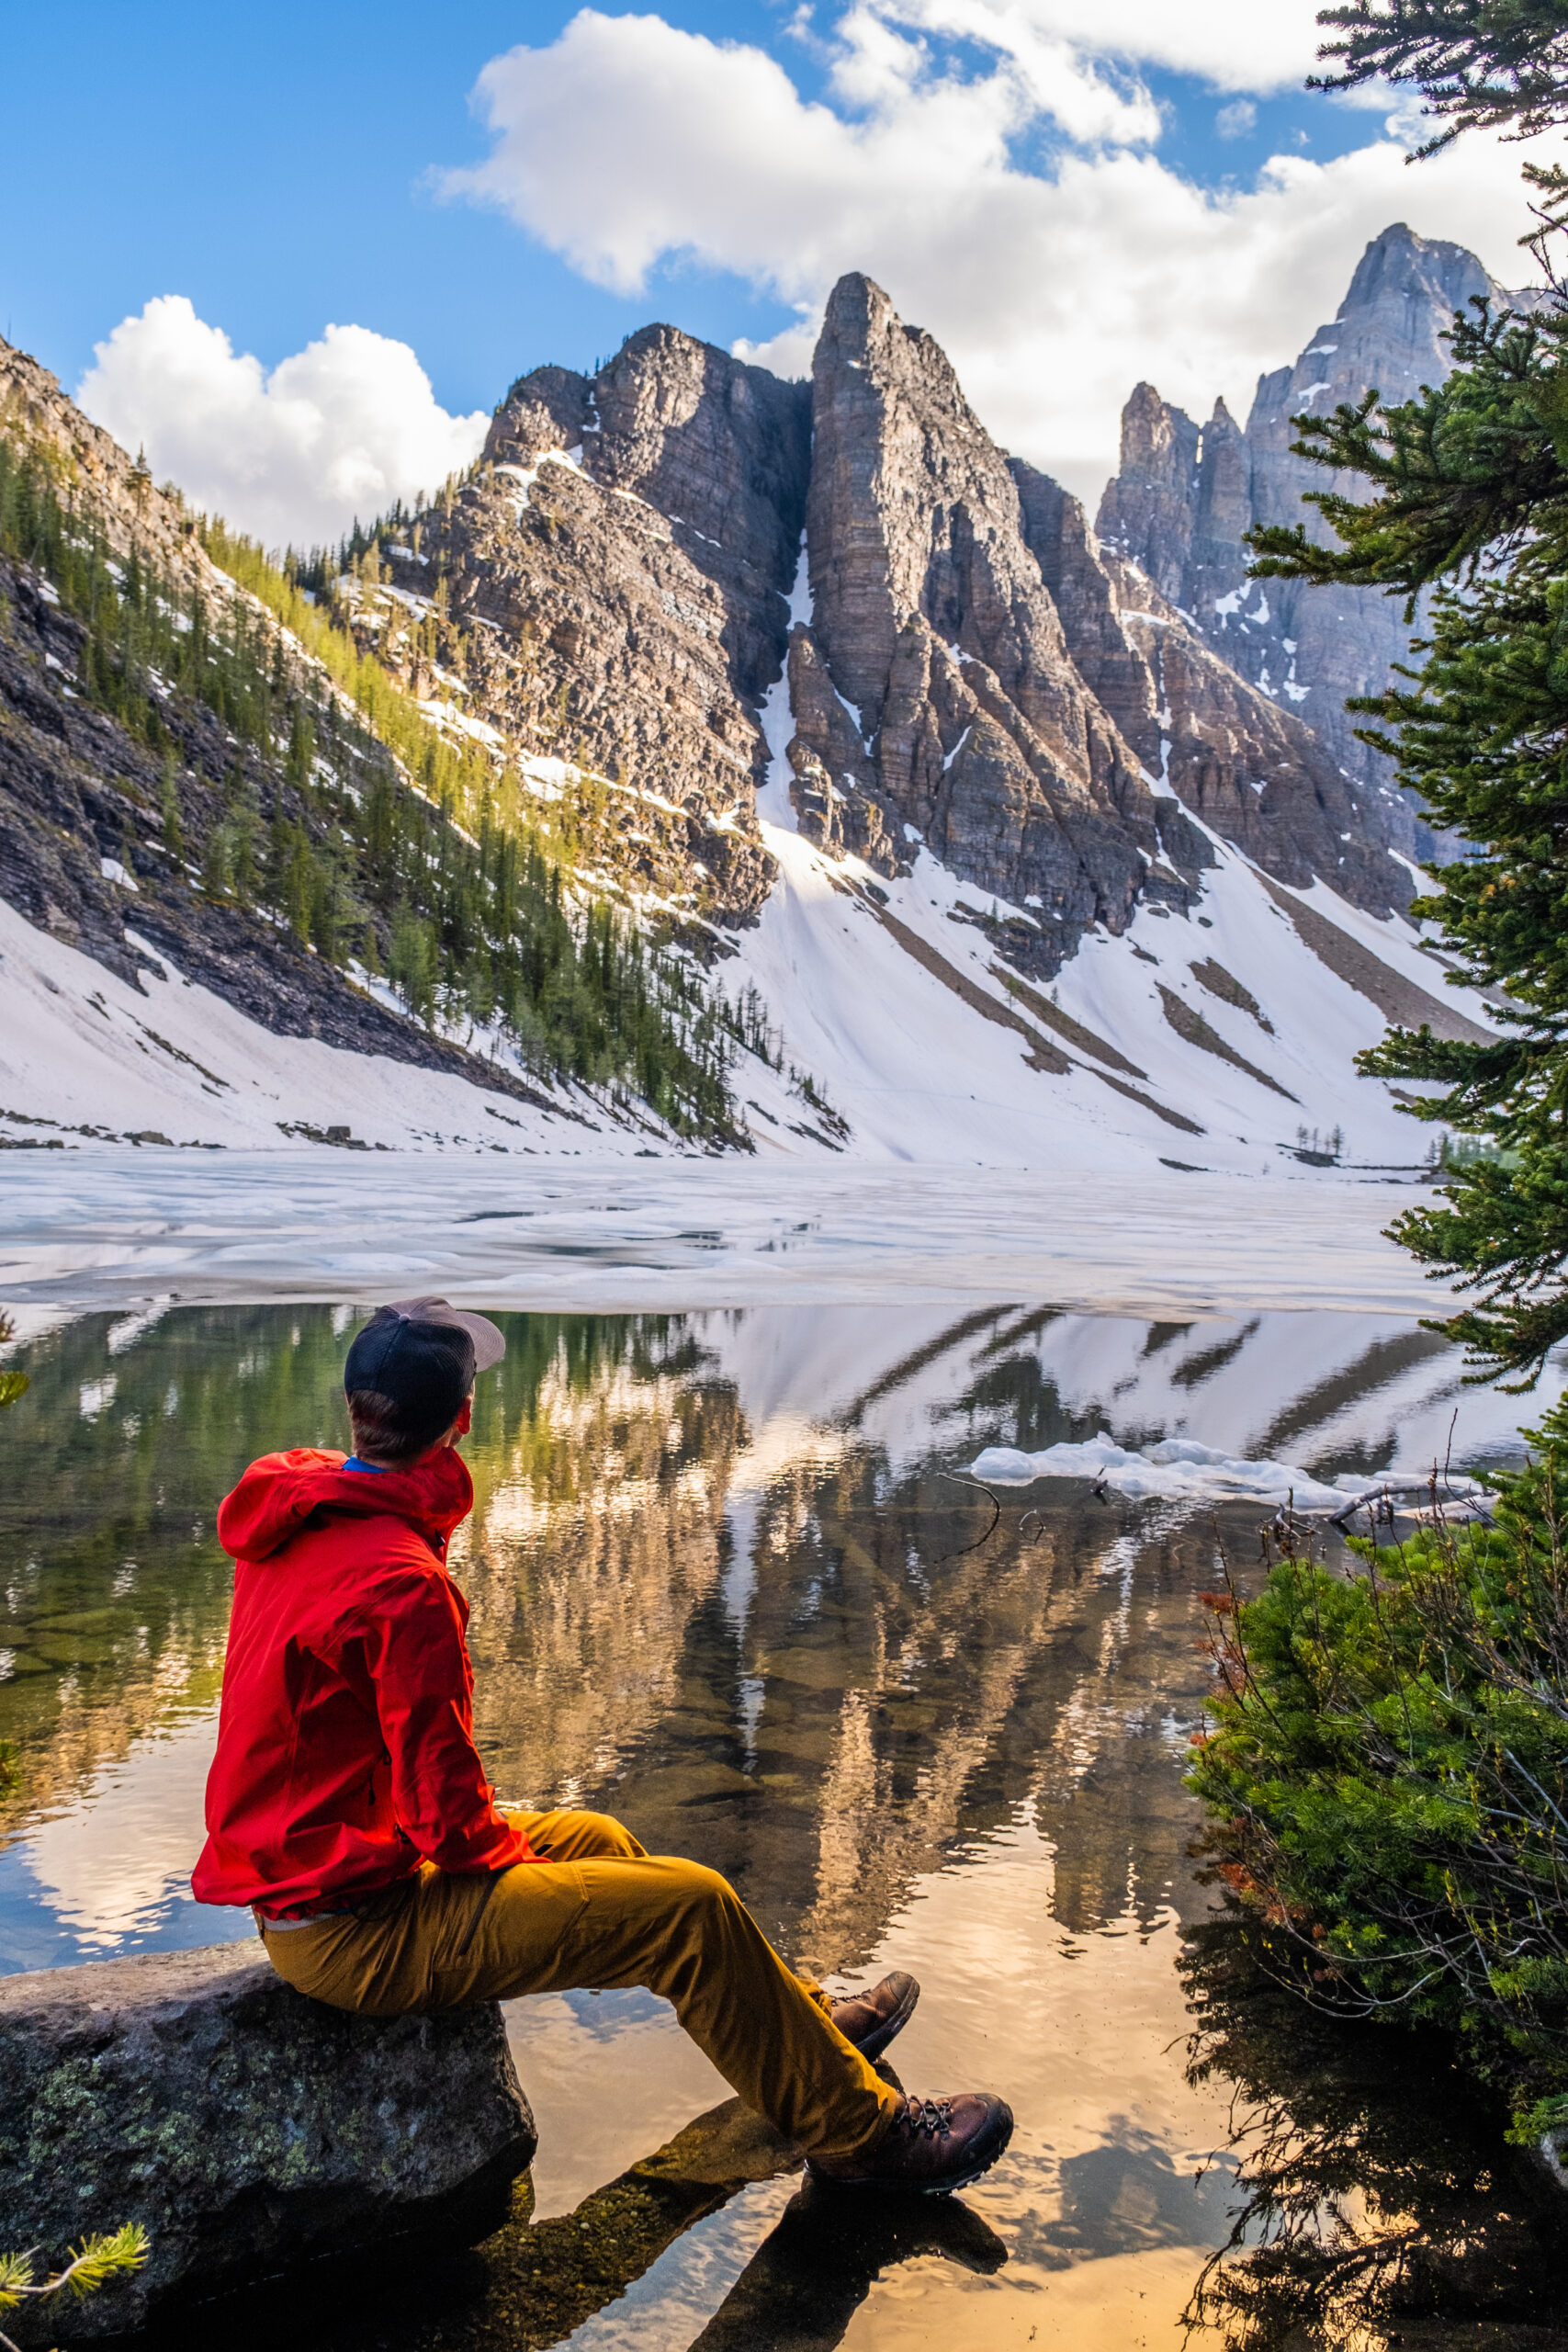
[{"x1": 192, "y1": 1446, "x2": 534, "y2": 1919}]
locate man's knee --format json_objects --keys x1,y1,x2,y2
[
  {"x1": 661, "y1": 1857, "x2": 745, "y2": 1929},
  {"x1": 514, "y1": 1805, "x2": 645, "y2": 1861},
  {"x1": 568, "y1": 1808, "x2": 644, "y2": 1860}
]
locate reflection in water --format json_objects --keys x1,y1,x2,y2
[
  {"x1": 1180, "y1": 1917, "x2": 1568, "y2": 2352},
  {"x1": 0, "y1": 1300, "x2": 1556, "y2": 2346}
]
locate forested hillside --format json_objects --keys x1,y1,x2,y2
[{"x1": 0, "y1": 343, "x2": 761, "y2": 1148}]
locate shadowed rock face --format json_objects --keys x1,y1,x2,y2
[
  {"x1": 346, "y1": 247, "x2": 1475, "y2": 967},
  {"x1": 782, "y1": 272, "x2": 1407, "y2": 959},
  {"x1": 1013, "y1": 468, "x2": 1400, "y2": 908},
  {"x1": 403, "y1": 327, "x2": 818, "y2": 936},
  {"x1": 487, "y1": 326, "x2": 812, "y2": 705},
  {"x1": 792, "y1": 272, "x2": 1161, "y2": 965},
  {"x1": 1095, "y1": 223, "x2": 1506, "y2": 854}
]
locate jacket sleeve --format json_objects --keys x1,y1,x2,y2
[{"x1": 359, "y1": 1569, "x2": 536, "y2": 1874}]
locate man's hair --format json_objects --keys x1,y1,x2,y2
[{"x1": 346, "y1": 1386, "x2": 453, "y2": 1465}]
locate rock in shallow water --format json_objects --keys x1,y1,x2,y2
[{"x1": 0, "y1": 1941, "x2": 536, "y2": 2343}]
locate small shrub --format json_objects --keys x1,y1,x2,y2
[{"x1": 1188, "y1": 1404, "x2": 1568, "y2": 2123}]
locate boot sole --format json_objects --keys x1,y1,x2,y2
[
  {"x1": 807, "y1": 2107, "x2": 1013, "y2": 2197},
  {"x1": 845, "y1": 1974, "x2": 920, "y2": 2062}
]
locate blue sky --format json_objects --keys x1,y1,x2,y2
[
  {"x1": 8, "y1": 3, "x2": 1545, "y2": 542},
  {"x1": 4, "y1": 1, "x2": 1389, "y2": 411},
  {"x1": 12, "y1": 3, "x2": 793, "y2": 411}
]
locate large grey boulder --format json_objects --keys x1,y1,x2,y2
[{"x1": 0, "y1": 1941, "x2": 536, "y2": 2342}]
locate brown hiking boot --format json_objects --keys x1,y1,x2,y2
[
  {"x1": 807, "y1": 2092, "x2": 1014, "y2": 2196},
  {"x1": 828, "y1": 1970, "x2": 919, "y2": 2060}
]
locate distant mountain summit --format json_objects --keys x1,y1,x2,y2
[
  {"x1": 1096, "y1": 221, "x2": 1519, "y2": 849},
  {"x1": 422, "y1": 247, "x2": 1447, "y2": 976}
]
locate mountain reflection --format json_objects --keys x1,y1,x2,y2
[{"x1": 0, "y1": 1297, "x2": 1527, "y2": 1969}]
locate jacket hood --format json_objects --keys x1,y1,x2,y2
[{"x1": 216, "y1": 1446, "x2": 475, "y2": 1562}]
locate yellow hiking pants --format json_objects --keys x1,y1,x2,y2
[{"x1": 259, "y1": 1807, "x2": 900, "y2": 2164}]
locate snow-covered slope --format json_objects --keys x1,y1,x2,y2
[
  {"x1": 697, "y1": 590, "x2": 1495, "y2": 1171},
  {"x1": 0, "y1": 257, "x2": 1500, "y2": 1173},
  {"x1": 0, "y1": 765, "x2": 1494, "y2": 1170},
  {"x1": 0, "y1": 895, "x2": 632, "y2": 1158}
]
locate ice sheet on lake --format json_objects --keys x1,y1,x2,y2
[
  {"x1": 970, "y1": 1432, "x2": 1482, "y2": 1513},
  {"x1": 0, "y1": 1152, "x2": 1472, "y2": 1319}
]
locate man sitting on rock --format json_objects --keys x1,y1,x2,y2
[{"x1": 193, "y1": 1297, "x2": 1012, "y2": 2196}]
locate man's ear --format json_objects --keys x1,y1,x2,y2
[{"x1": 456, "y1": 1397, "x2": 473, "y2": 1436}]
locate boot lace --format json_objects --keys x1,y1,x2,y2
[{"x1": 897, "y1": 2096, "x2": 953, "y2": 2141}]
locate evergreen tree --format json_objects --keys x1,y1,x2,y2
[
  {"x1": 1314, "y1": 4, "x2": 1568, "y2": 155},
  {"x1": 201, "y1": 822, "x2": 231, "y2": 900},
  {"x1": 158, "y1": 751, "x2": 184, "y2": 865},
  {"x1": 389, "y1": 902, "x2": 436, "y2": 1026},
  {"x1": 1250, "y1": 6, "x2": 1568, "y2": 1383},
  {"x1": 0, "y1": 434, "x2": 744, "y2": 1143},
  {"x1": 284, "y1": 702, "x2": 315, "y2": 795}
]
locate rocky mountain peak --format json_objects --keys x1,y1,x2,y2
[
  {"x1": 483, "y1": 325, "x2": 810, "y2": 717},
  {"x1": 489, "y1": 328, "x2": 809, "y2": 594},
  {"x1": 793, "y1": 272, "x2": 1166, "y2": 953},
  {"x1": 1094, "y1": 222, "x2": 1515, "y2": 855},
  {"x1": 1340, "y1": 220, "x2": 1492, "y2": 334},
  {"x1": 445, "y1": 262, "x2": 1419, "y2": 972},
  {"x1": 807, "y1": 268, "x2": 1053, "y2": 719},
  {"x1": 1099, "y1": 384, "x2": 1201, "y2": 601}
]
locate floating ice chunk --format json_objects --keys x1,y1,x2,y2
[{"x1": 968, "y1": 1430, "x2": 1480, "y2": 1515}]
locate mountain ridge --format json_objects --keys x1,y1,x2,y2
[
  {"x1": 1095, "y1": 220, "x2": 1532, "y2": 853},
  {"x1": 0, "y1": 227, "x2": 1511, "y2": 1165}
]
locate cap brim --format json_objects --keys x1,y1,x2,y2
[{"x1": 387, "y1": 1295, "x2": 507, "y2": 1374}]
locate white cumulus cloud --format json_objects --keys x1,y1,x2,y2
[
  {"x1": 442, "y1": 5, "x2": 1551, "y2": 502},
  {"x1": 76, "y1": 297, "x2": 490, "y2": 549},
  {"x1": 886, "y1": 0, "x2": 1325, "y2": 93}
]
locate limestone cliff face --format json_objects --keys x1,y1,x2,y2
[
  {"x1": 400, "y1": 328, "x2": 811, "y2": 936},
  {"x1": 487, "y1": 325, "x2": 810, "y2": 700},
  {"x1": 348, "y1": 239, "x2": 1489, "y2": 975},
  {"x1": 790, "y1": 273, "x2": 1162, "y2": 961},
  {"x1": 1014, "y1": 465, "x2": 1397, "y2": 907},
  {"x1": 1095, "y1": 223, "x2": 1502, "y2": 846},
  {"x1": 374, "y1": 250, "x2": 1481, "y2": 971},
  {"x1": 781, "y1": 274, "x2": 1406, "y2": 962}
]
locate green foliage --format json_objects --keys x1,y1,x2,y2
[
  {"x1": 0, "y1": 1309, "x2": 26, "y2": 1412},
  {"x1": 1188, "y1": 1414, "x2": 1568, "y2": 2118},
  {"x1": 0, "y1": 436, "x2": 741, "y2": 1139},
  {"x1": 0, "y1": 1742, "x2": 17, "y2": 1798},
  {"x1": 158, "y1": 749, "x2": 184, "y2": 864},
  {"x1": 1247, "y1": 284, "x2": 1568, "y2": 1380},
  {"x1": 197, "y1": 513, "x2": 500, "y2": 837},
  {"x1": 1314, "y1": 2, "x2": 1568, "y2": 157},
  {"x1": 0, "y1": 2224, "x2": 149, "y2": 2352}
]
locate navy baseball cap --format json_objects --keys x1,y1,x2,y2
[{"x1": 344, "y1": 1295, "x2": 506, "y2": 1438}]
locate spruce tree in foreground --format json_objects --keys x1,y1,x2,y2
[
  {"x1": 1179, "y1": 3, "x2": 1568, "y2": 2134},
  {"x1": 1314, "y1": 3, "x2": 1568, "y2": 156},
  {"x1": 1248, "y1": 6, "x2": 1568, "y2": 1384}
]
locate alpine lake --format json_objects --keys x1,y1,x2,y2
[{"x1": 3, "y1": 1299, "x2": 1565, "y2": 2352}]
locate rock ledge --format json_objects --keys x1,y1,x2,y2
[{"x1": 0, "y1": 1941, "x2": 536, "y2": 2342}]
